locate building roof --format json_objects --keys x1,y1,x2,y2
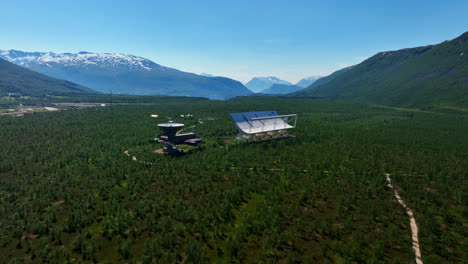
[{"x1": 158, "y1": 122, "x2": 184, "y2": 128}]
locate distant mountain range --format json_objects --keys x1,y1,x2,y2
[
  {"x1": 245, "y1": 75, "x2": 321, "y2": 94},
  {"x1": 0, "y1": 50, "x2": 252, "y2": 100},
  {"x1": 295, "y1": 76, "x2": 322, "y2": 88},
  {"x1": 3, "y1": 30, "x2": 467, "y2": 105},
  {"x1": 294, "y1": 31, "x2": 468, "y2": 108},
  {"x1": 259, "y1": 83, "x2": 303, "y2": 94},
  {"x1": 0, "y1": 58, "x2": 94, "y2": 96},
  {"x1": 245, "y1": 76, "x2": 292, "y2": 93}
]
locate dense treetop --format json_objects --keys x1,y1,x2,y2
[{"x1": 0, "y1": 97, "x2": 466, "y2": 263}]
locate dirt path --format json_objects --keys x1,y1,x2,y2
[
  {"x1": 124, "y1": 150, "x2": 154, "y2": 165},
  {"x1": 386, "y1": 173, "x2": 423, "y2": 264},
  {"x1": 124, "y1": 150, "x2": 137, "y2": 161}
]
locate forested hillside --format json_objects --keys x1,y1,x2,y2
[
  {"x1": 0, "y1": 97, "x2": 466, "y2": 263},
  {"x1": 0, "y1": 58, "x2": 95, "y2": 96},
  {"x1": 295, "y1": 31, "x2": 468, "y2": 108},
  {"x1": 296, "y1": 66, "x2": 354, "y2": 92}
]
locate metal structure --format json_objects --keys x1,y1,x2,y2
[
  {"x1": 158, "y1": 122, "x2": 184, "y2": 143},
  {"x1": 157, "y1": 122, "x2": 184, "y2": 153},
  {"x1": 157, "y1": 121, "x2": 202, "y2": 153},
  {"x1": 229, "y1": 110, "x2": 297, "y2": 140}
]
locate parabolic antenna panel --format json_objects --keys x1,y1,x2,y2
[
  {"x1": 158, "y1": 122, "x2": 184, "y2": 145},
  {"x1": 158, "y1": 123, "x2": 184, "y2": 128},
  {"x1": 229, "y1": 111, "x2": 296, "y2": 135}
]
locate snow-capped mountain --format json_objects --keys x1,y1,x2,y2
[
  {"x1": 0, "y1": 50, "x2": 164, "y2": 71},
  {"x1": 295, "y1": 76, "x2": 322, "y2": 88},
  {"x1": 245, "y1": 76, "x2": 292, "y2": 93},
  {"x1": 0, "y1": 49, "x2": 252, "y2": 100}
]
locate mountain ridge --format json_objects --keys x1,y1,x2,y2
[
  {"x1": 0, "y1": 50, "x2": 252, "y2": 100},
  {"x1": 260, "y1": 83, "x2": 303, "y2": 94},
  {"x1": 245, "y1": 76, "x2": 292, "y2": 93},
  {"x1": 0, "y1": 58, "x2": 95, "y2": 96},
  {"x1": 296, "y1": 76, "x2": 322, "y2": 88},
  {"x1": 293, "y1": 31, "x2": 468, "y2": 107}
]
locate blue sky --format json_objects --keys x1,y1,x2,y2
[{"x1": 1, "y1": 0, "x2": 467, "y2": 83}]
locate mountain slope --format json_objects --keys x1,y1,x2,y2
[
  {"x1": 200, "y1": 73, "x2": 215, "y2": 77},
  {"x1": 260, "y1": 83, "x2": 303, "y2": 94},
  {"x1": 296, "y1": 76, "x2": 321, "y2": 88},
  {"x1": 295, "y1": 32, "x2": 468, "y2": 108},
  {"x1": 301, "y1": 66, "x2": 354, "y2": 92},
  {"x1": 0, "y1": 50, "x2": 252, "y2": 100},
  {"x1": 245, "y1": 77, "x2": 291, "y2": 93},
  {"x1": 0, "y1": 58, "x2": 95, "y2": 96}
]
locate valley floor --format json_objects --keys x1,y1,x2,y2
[{"x1": 0, "y1": 97, "x2": 466, "y2": 263}]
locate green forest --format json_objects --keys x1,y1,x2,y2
[{"x1": 0, "y1": 97, "x2": 467, "y2": 263}]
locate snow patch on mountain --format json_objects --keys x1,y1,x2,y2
[
  {"x1": 0, "y1": 48, "x2": 253, "y2": 100},
  {"x1": 254, "y1": 76, "x2": 292, "y2": 85},
  {"x1": 0, "y1": 49, "x2": 163, "y2": 71}
]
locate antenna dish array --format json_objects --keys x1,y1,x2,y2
[
  {"x1": 157, "y1": 122, "x2": 184, "y2": 144},
  {"x1": 229, "y1": 110, "x2": 297, "y2": 140}
]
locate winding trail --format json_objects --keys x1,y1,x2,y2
[{"x1": 386, "y1": 173, "x2": 423, "y2": 264}]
